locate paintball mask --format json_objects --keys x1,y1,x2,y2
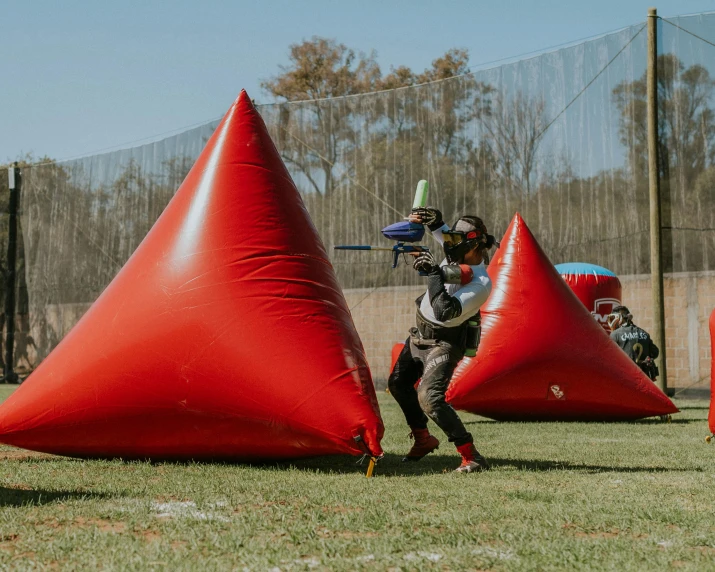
[
  {"x1": 443, "y1": 216, "x2": 495, "y2": 264},
  {"x1": 607, "y1": 305, "x2": 632, "y2": 331}
]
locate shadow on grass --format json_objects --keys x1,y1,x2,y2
[
  {"x1": 142, "y1": 456, "x2": 437, "y2": 476},
  {"x1": 625, "y1": 418, "x2": 696, "y2": 425},
  {"x1": 245, "y1": 452, "x2": 697, "y2": 476},
  {"x1": 0, "y1": 486, "x2": 111, "y2": 507},
  {"x1": 486, "y1": 457, "x2": 698, "y2": 473},
  {"x1": 230, "y1": 453, "x2": 454, "y2": 477},
  {"x1": 463, "y1": 417, "x2": 698, "y2": 426}
]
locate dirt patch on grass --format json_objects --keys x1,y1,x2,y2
[
  {"x1": 7, "y1": 483, "x2": 33, "y2": 491},
  {"x1": 252, "y1": 501, "x2": 288, "y2": 508},
  {"x1": 562, "y1": 523, "x2": 641, "y2": 540},
  {"x1": 141, "y1": 530, "x2": 162, "y2": 543},
  {"x1": 153, "y1": 495, "x2": 189, "y2": 503},
  {"x1": 574, "y1": 530, "x2": 620, "y2": 539},
  {"x1": 320, "y1": 505, "x2": 362, "y2": 514},
  {"x1": 232, "y1": 500, "x2": 302, "y2": 514},
  {"x1": 26, "y1": 517, "x2": 126, "y2": 533},
  {"x1": 0, "y1": 450, "x2": 54, "y2": 461},
  {"x1": 317, "y1": 527, "x2": 379, "y2": 539},
  {"x1": 32, "y1": 518, "x2": 61, "y2": 529},
  {"x1": 0, "y1": 533, "x2": 20, "y2": 552},
  {"x1": 13, "y1": 550, "x2": 36, "y2": 560},
  {"x1": 691, "y1": 546, "x2": 715, "y2": 555},
  {"x1": 73, "y1": 517, "x2": 126, "y2": 533}
]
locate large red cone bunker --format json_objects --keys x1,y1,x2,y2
[
  {"x1": 447, "y1": 213, "x2": 677, "y2": 421},
  {"x1": 0, "y1": 91, "x2": 383, "y2": 460},
  {"x1": 708, "y1": 309, "x2": 715, "y2": 435}
]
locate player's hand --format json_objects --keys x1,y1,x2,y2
[
  {"x1": 410, "y1": 207, "x2": 443, "y2": 230},
  {"x1": 413, "y1": 251, "x2": 439, "y2": 274}
]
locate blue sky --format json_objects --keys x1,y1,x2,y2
[{"x1": 3, "y1": 0, "x2": 715, "y2": 162}]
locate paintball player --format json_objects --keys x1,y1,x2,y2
[
  {"x1": 388, "y1": 208, "x2": 496, "y2": 473},
  {"x1": 608, "y1": 305, "x2": 660, "y2": 381}
]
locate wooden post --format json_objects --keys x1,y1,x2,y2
[
  {"x1": 647, "y1": 7, "x2": 668, "y2": 393},
  {"x1": 3, "y1": 163, "x2": 20, "y2": 384}
]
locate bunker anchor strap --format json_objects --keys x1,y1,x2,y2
[
  {"x1": 353, "y1": 435, "x2": 380, "y2": 478},
  {"x1": 366, "y1": 457, "x2": 377, "y2": 478}
]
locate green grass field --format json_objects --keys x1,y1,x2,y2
[{"x1": 0, "y1": 384, "x2": 713, "y2": 571}]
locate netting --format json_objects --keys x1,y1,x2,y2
[
  {"x1": 659, "y1": 14, "x2": 715, "y2": 272},
  {"x1": 11, "y1": 13, "x2": 715, "y2": 381},
  {"x1": 259, "y1": 23, "x2": 651, "y2": 289},
  {"x1": 19, "y1": 121, "x2": 219, "y2": 363}
]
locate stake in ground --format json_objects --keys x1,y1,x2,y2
[{"x1": 0, "y1": 386, "x2": 712, "y2": 570}]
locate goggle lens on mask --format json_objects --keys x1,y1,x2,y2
[
  {"x1": 442, "y1": 230, "x2": 481, "y2": 247},
  {"x1": 442, "y1": 232, "x2": 466, "y2": 247}
]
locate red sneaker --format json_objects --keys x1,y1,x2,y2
[
  {"x1": 455, "y1": 443, "x2": 490, "y2": 473},
  {"x1": 402, "y1": 428, "x2": 440, "y2": 462}
]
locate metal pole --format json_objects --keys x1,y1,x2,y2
[
  {"x1": 4, "y1": 163, "x2": 20, "y2": 384},
  {"x1": 647, "y1": 7, "x2": 668, "y2": 393}
]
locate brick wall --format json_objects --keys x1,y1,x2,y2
[
  {"x1": 619, "y1": 271, "x2": 715, "y2": 391},
  {"x1": 343, "y1": 272, "x2": 715, "y2": 389}
]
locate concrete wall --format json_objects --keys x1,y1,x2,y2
[{"x1": 343, "y1": 271, "x2": 715, "y2": 389}]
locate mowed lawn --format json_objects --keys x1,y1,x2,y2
[{"x1": 0, "y1": 385, "x2": 713, "y2": 571}]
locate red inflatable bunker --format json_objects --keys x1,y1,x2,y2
[
  {"x1": 0, "y1": 91, "x2": 384, "y2": 460},
  {"x1": 555, "y1": 263, "x2": 622, "y2": 333},
  {"x1": 709, "y1": 309, "x2": 715, "y2": 436},
  {"x1": 446, "y1": 213, "x2": 677, "y2": 421}
]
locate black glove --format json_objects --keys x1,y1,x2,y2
[
  {"x1": 413, "y1": 251, "x2": 440, "y2": 275},
  {"x1": 411, "y1": 207, "x2": 444, "y2": 231}
]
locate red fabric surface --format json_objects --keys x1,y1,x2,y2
[
  {"x1": 391, "y1": 343, "x2": 404, "y2": 373},
  {"x1": 0, "y1": 91, "x2": 383, "y2": 460},
  {"x1": 446, "y1": 213, "x2": 678, "y2": 421},
  {"x1": 709, "y1": 309, "x2": 715, "y2": 434},
  {"x1": 559, "y1": 270, "x2": 621, "y2": 333}
]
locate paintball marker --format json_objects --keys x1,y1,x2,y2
[{"x1": 334, "y1": 180, "x2": 431, "y2": 270}]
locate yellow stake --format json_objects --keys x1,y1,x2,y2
[{"x1": 366, "y1": 457, "x2": 377, "y2": 478}]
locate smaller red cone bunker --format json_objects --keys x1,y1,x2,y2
[
  {"x1": 447, "y1": 213, "x2": 678, "y2": 421},
  {"x1": 0, "y1": 91, "x2": 384, "y2": 460}
]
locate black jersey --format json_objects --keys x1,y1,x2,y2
[{"x1": 610, "y1": 324, "x2": 659, "y2": 364}]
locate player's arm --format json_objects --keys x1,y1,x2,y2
[
  {"x1": 427, "y1": 277, "x2": 490, "y2": 324},
  {"x1": 413, "y1": 254, "x2": 473, "y2": 322},
  {"x1": 648, "y1": 338, "x2": 660, "y2": 359},
  {"x1": 452, "y1": 279, "x2": 491, "y2": 318}
]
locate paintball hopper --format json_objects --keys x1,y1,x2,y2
[{"x1": 381, "y1": 221, "x2": 425, "y2": 243}]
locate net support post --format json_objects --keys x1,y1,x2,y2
[
  {"x1": 4, "y1": 163, "x2": 20, "y2": 384},
  {"x1": 647, "y1": 7, "x2": 668, "y2": 394}
]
